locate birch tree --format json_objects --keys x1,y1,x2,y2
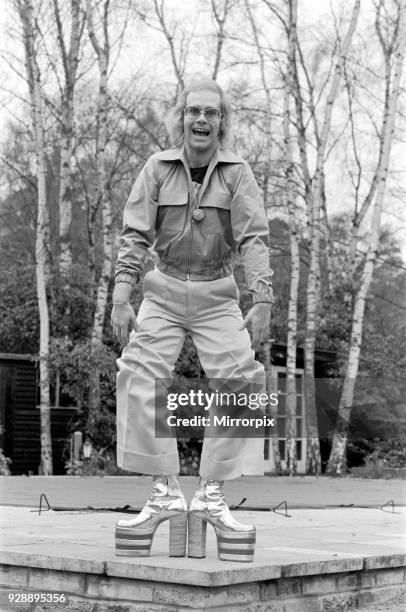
[
  {"x1": 287, "y1": 0, "x2": 360, "y2": 473},
  {"x1": 17, "y1": 0, "x2": 53, "y2": 474},
  {"x1": 327, "y1": 0, "x2": 406, "y2": 474},
  {"x1": 261, "y1": 340, "x2": 282, "y2": 472},
  {"x1": 245, "y1": 0, "x2": 301, "y2": 473},
  {"x1": 52, "y1": 0, "x2": 85, "y2": 276},
  {"x1": 86, "y1": 0, "x2": 112, "y2": 341},
  {"x1": 307, "y1": 0, "x2": 359, "y2": 474},
  {"x1": 243, "y1": 0, "x2": 284, "y2": 470},
  {"x1": 259, "y1": 0, "x2": 320, "y2": 473},
  {"x1": 85, "y1": 0, "x2": 113, "y2": 428},
  {"x1": 283, "y1": 0, "x2": 300, "y2": 475}
]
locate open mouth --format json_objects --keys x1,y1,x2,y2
[{"x1": 192, "y1": 128, "x2": 210, "y2": 137}]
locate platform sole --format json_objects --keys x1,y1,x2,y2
[
  {"x1": 115, "y1": 512, "x2": 187, "y2": 557},
  {"x1": 188, "y1": 512, "x2": 256, "y2": 562}
]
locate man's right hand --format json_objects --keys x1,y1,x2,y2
[{"x1": 111, "y1": 302, "x2": 139, "y2": 347}]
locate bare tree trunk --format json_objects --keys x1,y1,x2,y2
[
  {"x1": 303, "y1": 0, "x2": 360, "y2": 474},
  {"x1": 286, "y1": 229, "x2": 299, "y2": 476},
  {"x1": 346, "y1": 15, "x2": 391, "y2": 276},
  {"x1": 320, "y1": 185, "x2": 334, "y2": 294},
  {"x1": 87, "y1": 0, "x2": 112, "y2": 344},
  {"x1": 53, "y1": 0, "x2": 84, "y2": 275},
  {"x1": 211, "y1": 0, "x2": 230, "y2": 80},
  {"x1": 88, "y1": 201, "x2": 98, "y2": 278},
  {"x1": 153, "y1": 0, "x2": 185, "y2": 92},
  {"x1": 288, "y1": 0, "x2": 319, "y2": 474},
  {"x1": 245, "y1": 0, "x2": 281, "y2": 471},
  {"x1": 18, "y1": 0, "x2": 53, "y2": 474},
  {"x1": 327, "y1": 0, "x2": 406, "y2": 475},
  {"x1": 86, "y1": 0, "x2": 113, "y2": 429},
  {"x1": 284, "y1": 0, "x2": 299, "y2": 476},
  {"x1": 58, "y1": 97, "x2": 74, "y2": 274},
  {"x1": 262, "y1": 340, "x2": 281, "y2": 473},
  {"x1": 244, "y1": 0, "x2": 273, "y2": 207}
]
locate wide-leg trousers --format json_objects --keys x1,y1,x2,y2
[{"x1": 116, "y1": 268, "x2": 266, "y2": 480}]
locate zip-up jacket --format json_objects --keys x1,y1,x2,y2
[{"x1": 115, "y1": 145, "x2": 274, "y2": 304}]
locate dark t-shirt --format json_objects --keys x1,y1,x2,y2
[{"x1": 190, "y1": 166, "x2": 208, "y2": 185}]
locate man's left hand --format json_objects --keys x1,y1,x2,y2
[{"x1": 239, "y1": 303, "x2": 272, "y2": 351}]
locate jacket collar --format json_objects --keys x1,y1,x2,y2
[{"x1": 155, "y1": 145, "x2": 243, "y2": 165}]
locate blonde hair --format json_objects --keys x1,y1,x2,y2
[{"x1": 165, "y1": 78, "x2": 232, "y2": 147}]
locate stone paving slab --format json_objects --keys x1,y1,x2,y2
[
  {"x1": 0, "y1": 475, "x2": 405, "y2": 510},
  {"x1": 0, "y1": 504, "x2": 405, "y2": 586}
]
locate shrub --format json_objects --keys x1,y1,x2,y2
[
  {"x1": 0, "y1": 427, "x2": 12, "y2": 476},
  {"x1": 0, "y1": 450, "x2": 12, "y2": 476},
  {"x1": 350, "y1": 438, "x2": 406, "y2": 478},
  {"x1": 178, "y1": 438, "x2": 202, "y2": 475}
]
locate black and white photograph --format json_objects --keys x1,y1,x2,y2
[{"x1": 0, "y1": 0, "x2": 405, "y2": 610}]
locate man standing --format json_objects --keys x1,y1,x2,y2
[{"x1": 112, "y1": 79, "x2": 274, "y2": 562}]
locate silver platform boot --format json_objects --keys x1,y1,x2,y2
[
  {"x1": 115, "y1": 474, "x2": 187, "y2": 557},
  {"x1": 188, "y1": 478, "x2": 256, "y2": 562}
]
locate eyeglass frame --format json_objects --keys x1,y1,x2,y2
[{"x1": 183, "y1": 105, "x2": 223, "y2": 122}]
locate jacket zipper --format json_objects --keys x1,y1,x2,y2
[
  {"x1": 183, "y1": 152, "x2": 218, "y2": 280},
  {"x1": 184, "y1": 160, "x2": 194, "y2": 280},
  {"x1": 186, "y1": 189, "x2": 194, "y2": 280}
]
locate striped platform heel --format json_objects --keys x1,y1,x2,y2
[
  {"x1": 188, "y1": 479, "x2": 256, "y2": 562},
  {"x1": 115, "y1": 474, "x2": 187, "y2": 557}
]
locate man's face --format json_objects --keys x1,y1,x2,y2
[{"x1": 183, "y1": 90, "x2": 222, "y2": 157}]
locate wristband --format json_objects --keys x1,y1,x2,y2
[{"x1": 113, "y1": 301, "x2": 130, "y2": 306}]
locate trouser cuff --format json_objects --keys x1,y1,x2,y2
[
  {"x1": 117, "y1": 447, "x2": 180, "y2": 475},
  {"x1": 199, "y1": 452, "x2": 264, "y2": 480}
]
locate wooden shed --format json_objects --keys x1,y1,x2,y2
[{"x1": 0, "y1": 353, "x2": 77, "y2": 475}]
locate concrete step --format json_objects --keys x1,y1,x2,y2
[{"x1": 0, "y1": 505, "x2": 405, "y2": 610}]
